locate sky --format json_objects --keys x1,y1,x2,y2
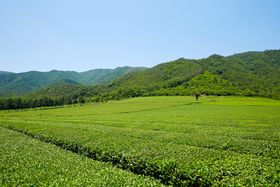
[{"x1": 0, "y1": 0, "x2": 280, "y2": 73}]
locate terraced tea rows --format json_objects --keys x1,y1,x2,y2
[{"x1": 0, "y1": 96, "x2": 279, "y2": 186}]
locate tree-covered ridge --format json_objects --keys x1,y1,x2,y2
[
  {"x1": 0, "y1": 50, "x2": 279, "y2": 110},
  {"x1": 109, "y1": 50, "x2": 280, "y2": 99},
  {"x1": 204, "y1": 50, "x2": 280, "y2": 97},
  {"x1": 0, "y1": 67, "x2": 144, "y2": 96},
  {"x1": 112, "y1": 58, "x2": 202, "y2": 91}
]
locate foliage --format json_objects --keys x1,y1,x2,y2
[
  {"x1": 182, "y1": 71, "x2": 243, "y2": 95},
  {"x1": 0, "y1": 80, "x2": 104, "y2": 110},
  {"x1": 0, "y1": 67, "x2": 144, "y2": 96},
  {"x1": 1, "y1": 50, "x2": 279, "y2": 110},
  {"x1": 0, "y1": 127, "x2": 162, "y2": 186},
  {"x1": 108, "y1": 50, "x2": 280, "y2": 99},
  {"x1": 1, "y1": 96, "x2": 279, "y2": 186}
]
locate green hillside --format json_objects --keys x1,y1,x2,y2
[
  {"x1": 79, "y1": 66, "x2": 146, "y2": 85},
  {"x1": 0, "y1": 67, "x2": 144, "y2": 96},
  {"x1": 26, "y1": 79, "x2": 100, "y2": 103},
  {"x1": 108, "y1": 50, "x2": 280, "y2": 99},
  {"x1": 0, "y1": 50, "x2": 279, "y2": 110},
  {"x1": 112, "y1": 58, "x2": 202, "y2": 90}
]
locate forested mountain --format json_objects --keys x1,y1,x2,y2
[
  {"x1": 0, "y1": 50, "x2": 279, "y2": 110},
  {"x1": 27, "y1": 79, "x2": 101, "y2": 100},
  {"x1": 0, "y1": 67, "x2": 144, "y2": 96},
  {"x1": 78, "y1": 67, "x2": 146, "y2": 85},
  {"x1": 107, "y1": 50, "x2": 280, "y2": 99}
]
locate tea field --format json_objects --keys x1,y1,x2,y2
[
  {"x1": 0, "y1": 96, "x2": 279, "y2": 186},
  {"x1": 0, "y1": 127, "x2": 162, "y2": 186}
]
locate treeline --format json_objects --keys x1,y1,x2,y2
[
  {"x1": 92, "y1": 86, "x2": 256, "y2": 102},
  {"x1": 0, "y1": 96, "x2": 85, "y2": 110}
]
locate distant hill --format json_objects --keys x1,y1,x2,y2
[
  {"x1": 0, "y1": 71, "x2": 12, "y2": 75},
  {"x1": 1, "y1": 50, "x2": 279, "y2": 99},
  {"x1": 0, "y1": 67, "x2": 145, "y2": 96},
  {"x1": 26, "y1": 79, "x2": 90, "y2": 100},
  {"x1": 78, "y1": 67, "x2": 146, "y2": 85},
  {"x1": 108, "y1": 50, "x2": 280, "y2": 98}
]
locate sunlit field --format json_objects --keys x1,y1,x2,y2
[{"x1": 1, "y1": 96, "x2": 279, "y2": 186}]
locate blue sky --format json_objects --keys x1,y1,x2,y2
[{"x1": 0, "y1": 0, "x2": 279, "y2": 72}]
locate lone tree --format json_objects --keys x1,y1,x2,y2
[
  {"x1": 78, "y1": 96, "x2": 85, "y2": 105},
  {"x1": 195, "y1": 93, "x2": 201, "y2": 101}
]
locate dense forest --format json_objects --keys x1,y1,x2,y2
[
  {"x1": 107, "y1": 50, "x2": 280, "y2": 98},
  {"x1": 0, "y1": 67, "x2": 144, "y2": 96},
  {"x1": 0, "y1": 50, "x2": 279, "y2": 110}
]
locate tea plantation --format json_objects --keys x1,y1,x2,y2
[
  {"x1": 0, "y1": 96, "x2": 279, "y2": 186},
  {"x1": 0, "y1": 127, "x2": 163, "y2": 186}
]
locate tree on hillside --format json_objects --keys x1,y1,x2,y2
[
  {"x1": 195, "y1": 93, "x2": 201, "y2": 101},
  {"x1": 78, "y1": 96, "x2": 85, "y2": 105}
]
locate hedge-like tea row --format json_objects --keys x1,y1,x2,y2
[
  {"x1": 5, "y1": 125, "x2": 212, "y2": 186},
  {"x1": 0, "y1": 127, "x2": 163, "y2": 186},
  {"x1": 1, "y1": 96, "x2": 280, "y2": 186}
]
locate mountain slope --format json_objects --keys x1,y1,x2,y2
[
  {"x1": 1, "y1": 50, "x2": 279, "y2": 99},
  {"x1": 79, "y1": 67, "x2": 146, "y2": 85},
  {"x1": 112, "y1": 59, "x2": 203, "y2": 90},
  {"x1": 108, "y1": 50, "x2": 280, "y2": 98},
  {"x1": 0, "y1": 67, "x2": 144, "y2": 96}
]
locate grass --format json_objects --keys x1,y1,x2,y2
[{"x1": 0, "y1": 96, "x2": 279, "y2": 186}]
